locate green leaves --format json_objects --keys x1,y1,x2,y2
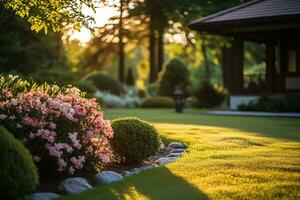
[{"x1": 3, "y1": 0, "x2": 96, "y2": 33}]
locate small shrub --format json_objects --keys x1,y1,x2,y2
[
  {"x1": 30, "y1": 67, "x2": 78, "y2": 86},
  {"x1": 95, "y1": 90, "x2": 141, "y2": 108},
  {"x1": 75, "y1": 80, "x2": 97, "y2": 97},
  {"x1": 30, "y1": 68, "x2": 97, "y2": 97},
  {"x1": 84, "y1": 72, "x2": 125, "y2": 96},
  {"x1": 111, "y1": 117, "x2": 161, "y2": 164},
  {"x1": 126, "y1": 67, "x2": 135, "y2": 86},
  {"x1": 147, "y1": 83, "x2": 158, "y2": 96},
  {"x1": 0, "y1": 126, "x2": 38, "y2": 200},
  {"x1": 194, "y1": 81, "x2": 227, "y2": 108},
  {"x1": 0, "y1": 75, "x2": 114, "y2": 176},
  {"x1": 137, "y1": 89, "x2": 147, "y2": 98},
  {"x1": 158, "y1": 58, "x2": 190, "y2": 97},
  {"x1": 142, "y1": 96, "x2": 175, "y2": 108},
  {"x1": 238, "y1": 94, "x2": 300, "y2": 112}
]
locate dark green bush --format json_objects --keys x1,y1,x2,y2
[
  {"x1": 111, "y1": 117, "x2": 161, "y2": 164},
  {"x1": 126, "y1": 67, "x2": 135, "y2": 86},
  {"x1": 137, "y1": 89, "x2": 147, "y2": 98},
  {"x1": 0, "y1": 126, "x2": 38, "y2": 200},
  {"x1": 147, "y1": 83, "x2": 158, "y2": 96},
  {"x1": 142, "y1": 96, "x2": 175, "y2": 108},
  {"x1": 84, "y1": 72, "x2": 125, "y2": 96},
  {"x1": 30, "y1": 67, "x2": 78, "y2": 86},
  {"x1": 29, "y1": 68, "x2": 97, "y2": 97},
  {"x1": 158, "y1": 58, "x2": 190, "y2": 97},
  {"x1": 238, "y1": 94, "x2": 300, "y2": 112},
  {"x1": 194, "y1": 81, "x2": 227, "y2": 108},
  {"x1": 75, "y1": 80, "x2": 97, "y2": 96}
]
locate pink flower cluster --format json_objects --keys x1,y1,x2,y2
[{"x1": 0, "y1": 87, "x2": 114, "y2": 175}]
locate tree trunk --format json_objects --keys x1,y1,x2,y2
[
  {"x1": 149, "y1": 18, "x2": 157, "y2": 83},
  {"x1": 158, "y1": 28, "x2": 164, "y2": 73},
  {"x1": 118, "y1": 0, "x2": 125, "y2": 83},
  {"x1": 201, "y1": 37, "x2": 210, "y2": 82}
]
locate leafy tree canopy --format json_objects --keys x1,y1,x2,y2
[{"x1": 2, "y1": 0, "x2": 96, "y2": 33}]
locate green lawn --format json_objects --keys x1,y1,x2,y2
[{"x1": 62, "y1": 109, "x2": 300, "y2": 200}]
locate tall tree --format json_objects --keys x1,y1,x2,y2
[
  {"x1": 118, "y1": 0, "x2": 125, "y2": 82},
  {"x1": 0, "y1": 4, "x2": 66, "y2": 75},
  {"x1": 132, "y1": 0, "x2": 250, "y2": 82},
  {"x1": 2, "y1": 0, "x2": 96, "y2": 33}
]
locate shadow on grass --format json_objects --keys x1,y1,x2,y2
[
  {"x1": 62, "y1": 167, "x2": 209, "y2": 200},
  {"x1": 105, "y1": 108, "x2": 300, "y2": 141}
]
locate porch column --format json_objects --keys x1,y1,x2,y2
[
  {"x1": 222, "y1": 47, "x2": 232, "y2": 90},
  {"x1": 266, "y1": 42, "x2": 275, "y2": 93},
  {"x1": 230, "y1": 37, "x2": 244, "y2": 94}
]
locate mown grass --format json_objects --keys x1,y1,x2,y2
[{"x1": 62, "y1": 109, "x2": 300, "y2": 200}]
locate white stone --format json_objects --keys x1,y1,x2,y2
[
  {"x1": 171, "y1": 148, "x2": 186, "y2": 153},
  {"x1": 168, "y1": 142, "x2": 186, "y2": 149},
  {"x1": 155, "y1": 157, "x2": 176, "y2": 166},
  {"x1": 167, "y1": 153, "x2": 182, "y2": 158},
  {"x1": 122, "y1": 171, "x2": 136, "y2": 177},
  {"x1": 58, "y1": 177, "x2": 92, "y2": 194},
  {"x1": 28, "y1": 193, "x2": 60, "y2": 200},
  {"x1": 93, "y1": 171, "x2": 123, "y2": 185}
]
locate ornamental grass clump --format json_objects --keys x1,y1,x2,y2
[
  {"x1": 111, "y1": 117, "x2": 161, "y2": 164},
  {"x1": 0, "y1": 75, "x2": 114, "y2": 175}
]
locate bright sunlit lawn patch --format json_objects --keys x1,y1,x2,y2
[{"x1": 61, "y1": 109, "x2": 300, "y2": 200}]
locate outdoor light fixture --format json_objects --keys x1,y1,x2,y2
[{"x1": 173, "y1": 88, "x2": 185, "y2": 113}]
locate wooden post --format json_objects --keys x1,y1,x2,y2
[
  {"x1": 266, "y1": 42, "x2": 275, "y2": 93},
  {"x1": 222, "y1": 47, "x2": 232, "y2": 91},
  {"x1": 230, "y1": 38, "x2": 244, "y2": 94}
]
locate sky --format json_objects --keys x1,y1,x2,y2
[{"x1": 69, "y1": 5, "x2": 118, "y2": 43}]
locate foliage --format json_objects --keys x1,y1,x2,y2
[
  {"x1": 30, "y1": 67, "x2": 78, "y2": 86},
  {"x1": 137, "y1": 89, "x2": 147, "y2": 98},
  {"x1": 147, "y1": 83, "x2": 158, "y2": 96},
  {"x1": 126, "y1": 67, "x2": 135, "y2": 86},
  {"x1": 142, "y1": 96, "x2": 175, "y2": 108},
  {"x1": 84, "y1": 72, "x2": 125, "y2": 96},
  {"x1": 3, "y1": 0, "x2": 96, "y2": 33},
  {"x1": 0, "y1": 5, "x2": 66, "y2": 76},
  {"x1": 238, "y1": 95, "x2": 300, "y2": 112},
  {"x1": 0, "y1": 75, "x2": 114, "y2": 175},
  {"x1": 30, "y1": 67, "x2": 97, "y2": 96},
  {"x1": 111, "y1": 117, "x2": 160, "y2": 164},
  {"x1": 0, "y1": 126, "x2": 38, "y2": 200},
  {"x1": 158, "y1": 58, "x2": 190, "y2": 97},
  {"x1": 194, "y1": 81, "x2": 227, "y2": 108},
  {"x1": 95, "y1": 90, "x2": 141, "y2": 108},
  {"x1": 76, "y1": 80, "x2": 97, "y2": 97}
]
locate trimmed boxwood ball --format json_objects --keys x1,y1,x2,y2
[
  {"x1": 0, "y1": 126, "x2": 38, "y2": 200},
  {"x1": 111, "y1": 117, "x2": 161, "y2": 164}
]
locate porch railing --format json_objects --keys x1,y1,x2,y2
[{"x1": 243, "y1": 73, "x2": 266, "y2": 93}]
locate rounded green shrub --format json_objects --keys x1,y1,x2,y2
[
  {"x1": 111, "y1": 117, "x2": 161, "y2": 164},
  {"x1": 75, "y1": 80, "x2": 97, "y2": 96},
  {"x1": 0, "y1": 126, "x2": 38, "y2": 200},
  {"x1": 194, "y1": 81, "x2": 227, "y2": 108},
  {"x1": 142, "y1": 96, "x2": 175, "y2": 108},
  {"x1": 84, "y1": 72, "x2": 125, "y2": 96},
  {"x1": 158, "y1": 58, "x2": 190, "y2": 97}
]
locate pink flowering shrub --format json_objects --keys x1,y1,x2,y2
[{"x1": 0, "y1": 75, "x2": 114, "y2": 175}]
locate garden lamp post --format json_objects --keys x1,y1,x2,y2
[{"x1": 173, "y1": 88, "x2": 185, "y2": 113}]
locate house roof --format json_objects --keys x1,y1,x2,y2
[{"x1": 189, "y1": 0, "x2": 300, "y2": 34}]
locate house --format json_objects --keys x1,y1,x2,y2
[{"x1": 189, "y1": 0, "x2": 300, "y2": 109}]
